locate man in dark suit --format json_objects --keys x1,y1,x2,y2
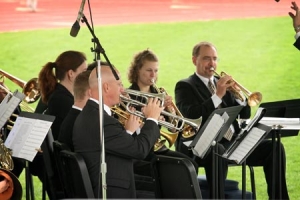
[
  {"x1": 289, "y1": 1, "x2": 300, "y2": 50},
  {"x1": 58, "y1": 70, "x2": 91, "y2": 151},
  {"x1": 175, "y1": 41, "x2": 289, "y2": 199},
  {"x1": 73, "y1": 65, "x2": 163, "y2": 198}
]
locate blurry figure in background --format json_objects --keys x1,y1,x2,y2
[
  {"x1": 289, "y1": 1, "x2": 300, "y2": 50},
  {"x1": 26, "y1": 0, "x2": 37, "y2": 12}
]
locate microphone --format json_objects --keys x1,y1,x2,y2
[{"x1": 70, "y1": 0, "x2": 86, "y2": 37}]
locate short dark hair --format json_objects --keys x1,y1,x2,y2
[
  {"x1": 192, "y1": 41, "x2": 217, "y2": 57},
  {"x1": 73, "y1": 70, "x2": 91, "y2": 100}
]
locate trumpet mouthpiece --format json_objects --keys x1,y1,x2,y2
[{"x1": 209, "y1": 67, "x2": 215, "y2": 71}]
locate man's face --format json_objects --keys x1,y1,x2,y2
[
  {"x1": 110, "y1": 73, "x2": 124, "y2": 106},
  {"x1": 192, "y1": 45, "x2": 218, "y2": 78}
]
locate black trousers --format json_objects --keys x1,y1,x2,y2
[
  {"x1": 176, "y1": 138, "x2": 289, "y2": 200},
  {"x1": 176, "y1": 138, "x2": 227, "y2": 199},
  {"x1": 246, "y1": 140, "x2": 289, "y2": 200}
]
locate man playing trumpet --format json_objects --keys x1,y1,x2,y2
[{"x1": 175, "y1": 41, "x2": 289, "y2": 199}]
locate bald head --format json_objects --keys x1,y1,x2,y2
[{"x1": 89, "y1": 65, "x2": 123, "y2": 106}]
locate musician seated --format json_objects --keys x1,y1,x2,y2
[
  {"x1": 174, "y1": 41, "x2": 289, "y2": 199},
  {"x1": 124, "y1": 49, "x2": 199, "y2": 196}
]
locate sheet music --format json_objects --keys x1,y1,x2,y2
[
  {"x1": 0, "y1": 90, "x2": 25, "y2": 129},
  {"x1": 260, "y1": 117, "x2": 300, "y2": 130},
  {"x1": 227, "y1": 127, "x2": 265, "y2": 164},
  {"x1": 4, "y1": 113, "x2": 54, "y2": 162},
  {"x1": 192, "y1": 113, "x2": 225, "y2": 158}
]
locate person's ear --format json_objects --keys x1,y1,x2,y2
[{"x1": 67, "y1": 69, "x2": 74, "y2": 81}]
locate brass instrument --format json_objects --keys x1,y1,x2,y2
[
  {"x1": 124, "y1": 89, "x2": 165, "y2": 107},
  {"x1": 122, "y1": 90, "x2": 201, "y2": 133},
  {"x1": 0, "y1": 69, "x2": 40, "y2": 104},
  {"x1": 210, "y1": 68, "x2": 262, "y2": 107},
  {"x1": 111, "y1": 104, "x2": 178, "y2": 151},
  {"x1": 0, "y1": 130, "x2": 23, "y2": 200},
  {"x1": 151, "y1": 80, "x2": 202, "y2": 138}
]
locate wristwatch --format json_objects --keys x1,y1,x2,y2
[{"x1": 294, "y1": 25, "x2": 300, "y2": 32}]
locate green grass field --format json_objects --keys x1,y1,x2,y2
[{"x1": 1, "y1": 16, "x2": 300, "y2": 199}]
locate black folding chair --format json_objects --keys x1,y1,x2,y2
[
  {"x1": 59, "y1": 150, "x2": 95, "y2": 198},
  {"x1": 152, "y1": 155, "x2": 202, "y2": 199},
  {"x1": 41, "y1": 130, "x2": 65, "y2": 200},
  {"x1": 52, "y1": 140, "x2": 71, "y2": 197}
]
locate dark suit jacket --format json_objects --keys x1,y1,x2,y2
[
  {"x1": 294, "y1": 37, "x2": 300, "y2": 50},
  {"x1": 44, "y1": 83, "x2": 74, "y2": 140},
  {"x1": 175, "y1": 73, "x2": 250, "y2": 153},
  {"x1": 72, "y1": 99, "x2": 160, "y2": 199},
  {"x1": 58, "y1": 107, "x2": 81, "y2": 151}
]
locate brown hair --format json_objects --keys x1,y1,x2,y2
[
  {"x1": 127, "y1": 49, "x2": 158, "y2": 84},
  {"x1": 192, "y1": 41, "x2": 217, "y2": 57},
  {"x1": 38, "y1": 50, "x2": 87, "y2": 103},
  {"x1": 73, "y1": 70, "x2": 91, "y2": 100}
]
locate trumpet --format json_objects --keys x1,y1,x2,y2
[
  {"x1": 151, "y1": 80, "x2": 202, "y2": 138},
  {"x1": 210, "y1": 68, "x2": 262, "y2": 107},
  {"x1": 124, "y1": 89, "x2": 165, "y2": 107},
  {"x1": 121, "y1": 90, "x2": 201, "y2": 134},
  {"x1": 111, "y1": 104, "x2": 178, "y2": 151},
  {"x1": 0, "y1": 69, "x2": 40, "y2": 104}
]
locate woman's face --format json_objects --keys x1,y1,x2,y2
[{"x1": 137, "y1": 60, "x2": 159, "y2": 87}]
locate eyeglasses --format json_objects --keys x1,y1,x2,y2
[{"x1": 201, "y1": 56, "x2": 219, "y2": 62}]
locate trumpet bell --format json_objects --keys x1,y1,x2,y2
[
  {"x1": 23, "y1": 78, "x2": 40, "y2": 103},
  {"x1": 248, "y1": 92, "x2": 262, "y2": 107}
]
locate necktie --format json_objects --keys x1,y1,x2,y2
[
  {"x1": 208, "y1": 80, "x2": 216, "y2": 94},
  {"x1": 208, "y1": 80, "x2": 233, "y2": 141},
  {"x1": 223, "y1": 127, "x2": 234, "y2": 141}
]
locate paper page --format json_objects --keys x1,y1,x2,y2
[
  {"x1": 192, "y1": 114, "x2": 224, "y2": 158},
  {"x1": 260, "y1": 117, "x2": 300, "y2": 129},
  {"x1": 228, "y1": 127, "x2": 265, "y2": 164},
  {"x1": 0, "y1": 90, "x2": 25, "y2": 129},
  {"x1": 4, "y1": 115, "x2": 53, "y2": 162}
]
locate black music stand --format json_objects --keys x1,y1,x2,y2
[
  {"x1": 260, "y1": 98, "x2": 300, "y2": 199},
  {"x1": 190, "y1": 105, "x2": 243, "y2": 198}
]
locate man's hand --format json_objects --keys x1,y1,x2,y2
[
  {"x1": 142, "y1": 97, "x2": 164, "y2": 120},
  {"x1": 288, "y1": 1, "x2": 300, "y2": 32},
  {"x1": 216, "y1": 74, "x2": 234, "y2": 99}
]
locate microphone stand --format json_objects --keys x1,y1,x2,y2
[{"x1": 81, "y1": 14, "x2": 119, "y2": 199}]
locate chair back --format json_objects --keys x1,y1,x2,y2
[
  {"x1": 41, "y1": 130, "x2": 65, "y2": 199},
  {"x1": 52, "y1": 140, "x2": 71, "y2": 197},
  {"x1": 153, "y1": 155, "x2": 202, "y2": 199},
  {"x1": 59, "y1": 150, "x2": 95, "y2": 198}
]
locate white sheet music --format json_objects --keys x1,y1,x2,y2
[
  {"x1": 260, "y1": 117, "x2": 300, "y2": 130},
  {"x1": 228, "y1": 127, "x2": 265, "y2": 164},
  {"x1": 4, "y1": 115, "x2": 53, "y2": 162},
  {"x1": 0, "y1": 90, "x2": 24, "y2": 129},
  {"x1": 192, "y1": 113, "x2": 224, "y2": 158}
]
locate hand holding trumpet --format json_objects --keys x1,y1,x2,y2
[
  {"x1": 142, "y1": 97, "x2": 164, "y2": 121},
  {"x1": 215, "y1": 73, "x2": 235, "y2": 99}
]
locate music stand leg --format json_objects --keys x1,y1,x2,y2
[
  {"x1": 271, "y1": 133, "x2": 276, "y2": 199},
  {"x1": 25, "y1": 160, "x2": 35, "y2": 200},
  {"x1": 242, "y1": 161, "x2": 246, "y2": 199},
  {"x1": 212, "y1": 143, "x2": 216, "y2": 199},
  {"x1": 276, "y1": 131, "x2": 282, "y2": 199}
]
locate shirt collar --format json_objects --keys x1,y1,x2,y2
[{"x1": 195, "y1": 72, "x2": 214, "y2": 86}]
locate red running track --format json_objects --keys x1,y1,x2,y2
[{"x1": 0, "y1": 0, "x2": 292, "y2": 33}]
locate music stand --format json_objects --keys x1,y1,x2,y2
[
  {"x1": 259, "y1": 98, "x2": 300, "y2": 199},
  {"x1": 189, "y1": 105, "x2": 243, "y2": 198}
]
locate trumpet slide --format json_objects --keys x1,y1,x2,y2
[
  {"x1": 151, "y1": 80, "x2": 202, "y2": 138},
  {"x1": 121, "y1": 89, "x2": 202, "y2": 134},
  {"x1": 111, "y1": 103, "x2": 178, "y2": 151},
  {"x1": 210, "y1": 68, "x2": 262, "y2": 107}
]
